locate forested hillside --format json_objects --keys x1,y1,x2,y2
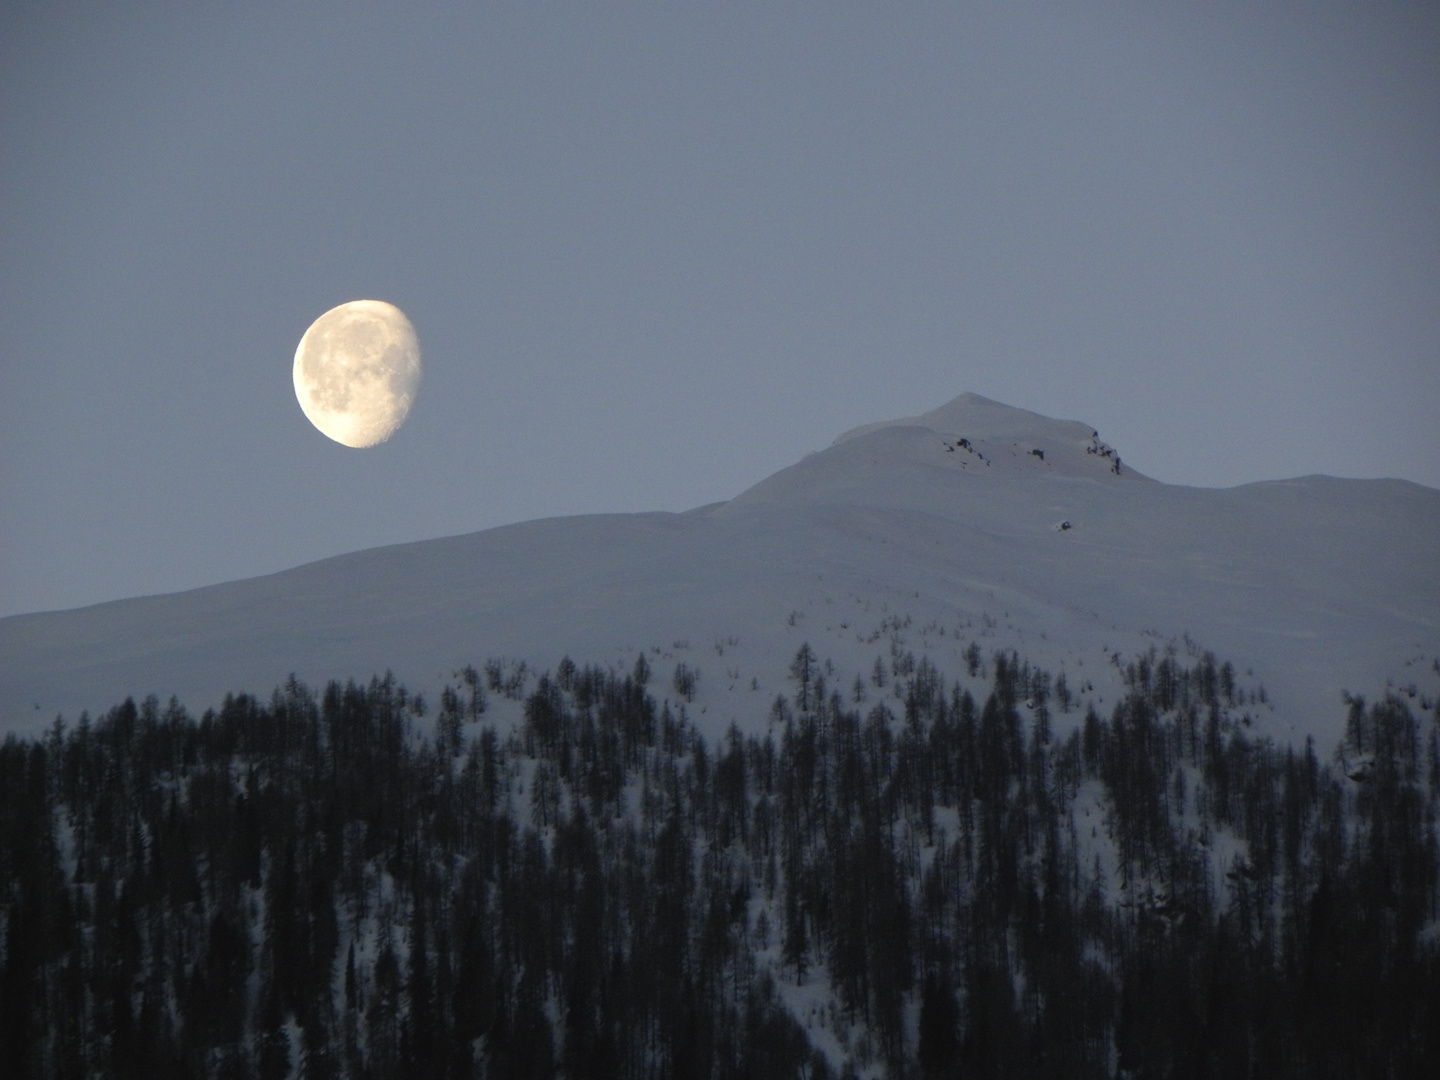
[{"x1": 2, "y1": 645, "x2": 1438, "y2": 1078}]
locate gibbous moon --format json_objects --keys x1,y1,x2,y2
[{"x1": 293, "y1": 300, "x2": 421, "y2": 448}]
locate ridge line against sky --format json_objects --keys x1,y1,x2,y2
[{"x1": 2, "y1": 1, "x2": 1437, "y2": 618}]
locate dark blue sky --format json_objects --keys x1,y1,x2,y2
[{"x1": 2, "y1": 1, "x2": 1437, "y2": 618}]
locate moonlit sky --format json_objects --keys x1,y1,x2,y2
[{"x1": 2, "y1": 2, "x2": 1437, "y2": 619}]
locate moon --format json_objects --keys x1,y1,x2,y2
[{"x1": 293, "y1": 300, "x2": 421, "y2": 448}]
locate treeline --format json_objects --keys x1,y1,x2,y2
[{"x1": 1, "y1": 647, "x2": 1438, "y2": 1078}]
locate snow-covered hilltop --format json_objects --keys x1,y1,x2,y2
[{"x1": 2, "y1": 393, "x2": 1436, "y2": 740}]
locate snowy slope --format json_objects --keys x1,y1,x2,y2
[{"x1": 3, "y1": 393, "x2": 1436, "y2": 742}]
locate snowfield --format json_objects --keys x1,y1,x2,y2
[{"x1": 2, "y1": 393, "x2": 1436, "y2": 742}]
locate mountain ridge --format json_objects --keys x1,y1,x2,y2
[{"x1": 2, "y1": 394, "x2": 1436, "y2": 742}]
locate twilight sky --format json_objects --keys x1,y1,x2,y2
[{"x1": 2, "y1": 1, "x2": 1437, "y2": 619}]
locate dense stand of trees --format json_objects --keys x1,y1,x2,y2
[{"x1": 1, "y1": 647, "x2": 1437, "y2": 1078}]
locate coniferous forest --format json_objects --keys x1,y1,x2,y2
[{"x1": 2, "y1": 646, "x2": 1438, "y2": 1078}]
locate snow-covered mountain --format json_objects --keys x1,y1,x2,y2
[{"x1": 3, "y1": 393, "x2": 1436, "y2": 741}]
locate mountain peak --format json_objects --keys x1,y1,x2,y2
[
  {"x1": 836, "y1": 392, "x2": 1102, "y2": 448},
  {"x1": 839, "y1": 392, "x2": 1151, "y2": 482},
  {"x1": 723, "y1": 394, "x2": 1148, "y2": 517}
]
